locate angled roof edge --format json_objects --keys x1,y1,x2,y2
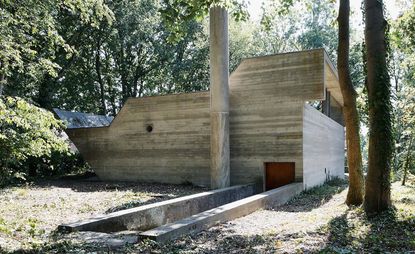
[
  {"x1": 236, "y1": 48, "x2": 327, "y2": 61},
  {"x1": 230, "y1": 48, "x2": 329, "y2": 79},
  {"x1": 322, "y1": 49, "x2": 339, "y2": 80},
  {"x1": 110, "y1": 91, "x2": 210, "y2": 127},
  {"x1": 322, "y1": 50, "x2": 343, "y2": 106},
  {"x1": 53, "y1": 108, "x2": 113, "y2": 129}
]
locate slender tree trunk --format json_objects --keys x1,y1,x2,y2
[
  {"x1": 104, "y1": 51, "x2": 117, "y2": 116},
  {"x1": 338, "y1": 0, "x2": 365, "y2": 206},
  {"x1": 37, "y1": 78, "x2": 53, "y2": 109},
  {"x1": 364, "y1": 0, "x2": 393, "y2": 215},
  {"x1": 0, "y1": 61, "x2": 5, "y2": 95},
  {"x1": 107, "y1": 77, "x2": 117, "y2": 116},
  {"x1": 138, "y1": 78, "x2": 144, "y2": 98},
  {"x1": 95, "y1": 40, "x2": 107, "y2": 115},
  {"x1": 108, "y1": 81, "x2": 117, "y2": 116},
  {"x1": 0, "y1": 73, "x2": 5, "y2": 96},
  {"x1": 120, "y1": 71, "x2": 129, "y2": 103},
  {"x1": 402, "y1": 137, "x2": 413, "y2": 186},
  {"x1": 132, "y1": 65, "x2": 141, "y2": 97},
  {"x1": 118, "y1": 45, "x2": 129, "y2": 103}
]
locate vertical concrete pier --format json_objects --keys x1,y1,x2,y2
[{"x1": 209, "y1": 6, "x2": 230, "y2": 189}]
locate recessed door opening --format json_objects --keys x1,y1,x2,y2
[{"x1": 264, "y1": 162, "x2": 295, "y2": 191}]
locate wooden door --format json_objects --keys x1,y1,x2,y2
[{"x1": 265, "y1": 162, "x2": 295, "y2": 191}]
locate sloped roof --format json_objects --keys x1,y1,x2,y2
[{"x1": 53, "y1": 108, "x2": 113, "y2": 129}]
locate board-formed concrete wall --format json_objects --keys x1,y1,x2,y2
[
  {"x1": 67, "y1": 92, "x2": 212, "y2": 186},
  {"x1": 65, "y1": 49, "x2": 344, "y2": 188},
  {"x1": 302, "y1": 104, "x2": 345, "y2": 189},
  {"x1": 228, "y1": 50, "x2": 327, "y2": 185}
]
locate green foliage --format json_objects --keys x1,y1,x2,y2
[
  {"x1": 391, "y1": 86, "x2": 415, "y2": 176},
  {"x1": 5, "y1": 0, "x2": 213, "y2": 115},
  {"x1": 260, "y1": 0, "x2": 294, "y2": 30},
  {"x1": 297, "y1": 0, "x2": 338, "y2": 59},
  {"x1": 0, "y1": 96, "x2": 76, "y2": 186},
  {"x1": 395, "y1": 3, "x2": 415, "y2": 57},
  {"x1": 0, "y1": 0, "x2": 113, "y2": 86},
  {"x1": 228, "y1": 20, "x2": 261, "y2": 71},
  {"x1": 159, "y1": 0, "x2": 250, "y2": 42},
  {"x1": 2, "y1": 0, "x2": 348, "y2": 118},
  {"x1": 256, "y1": 2, "x2": 302, "y2": 54},
  {"x1": 389, "y1": 3, "x2": 415, "y2": 177},
  {"x1": 259, "y1": 0, "x2": 338, "y2": 59}
]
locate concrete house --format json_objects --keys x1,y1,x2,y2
[{"x1": 56, "y1": 49, "x2": 345, "y2": 191}]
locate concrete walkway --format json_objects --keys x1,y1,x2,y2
[
  {"x1": 59, "y1": 184, "x2": 257, "y2": 233},
  {"x1": 140, "y1": 183, "x2": 303, "y2": 242}
]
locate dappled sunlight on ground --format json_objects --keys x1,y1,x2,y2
[
  {"x1": 219, "y1": 184, "x2": 348, "y2": 238},
  {"x1": 0, "y1": 179, "x2": 203, "y2": 252},
  {"x1": 134, "y1": 179, "x2": 414, "y2": 253},
  {"x1": 1, "y1": 179, "x2": 414, "y2": 253}
]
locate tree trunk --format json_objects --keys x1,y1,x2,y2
[
  {"x1": 108, "y1": 80, "x2": 117, "y2": 116},
  {"x1": 104, "y1": 51, "x2": 117, "y2": 116},
  {"x1": 118, "y1": 45, "x2": 129, "y2": 104},
  {"x1": 37, "y1": 78, "x2": 53, "y2": 109},
  {"x1": 95, "y1": 40, "x2": 107, "y2": 115},
  {"x1": 337, "y1": 0, "x2": 364, "y2": 206},
  {"x1": 132, "y1": 65, "x2": 141, "y2": 97},
  {"x1": 0, "y1": 73, "x2": 5, "y2": 96},
  {"x1": 364, "y1": 0, "x2": 393, "y2": 215},
  {"x1": 402, "y1": 137, "x2": 413, "y2": 186},
  {"x1": 138, "y1": 78, "x2": 144, "y2": 98},
  {"x1": 0, "y1": 61, "x2": 5, "y2": 95}
]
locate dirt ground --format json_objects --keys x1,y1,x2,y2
[
  {"x1": 0, "y1": 177, "x2": 414, "y2": 253},
  {"x1": 135, "y1": 179, "x2": 415, "y2": 254},
  {"x1": 0, "y1": 179, "x2": 205, "y2": 252}
]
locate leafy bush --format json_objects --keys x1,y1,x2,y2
[{"x1": 0, "y1": 96, "x2": 81, "y2": 186}]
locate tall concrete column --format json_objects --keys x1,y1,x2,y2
[{"x1": 209, "y1": 6, "x2": 230, "y2": 189}]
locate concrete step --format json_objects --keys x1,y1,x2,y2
[
  {"x1": 58, "y1": 184, "x2": 258, "y2": 233},
  {"x1": 139, "y1": 183, "x2": 303, "y2": 242}
]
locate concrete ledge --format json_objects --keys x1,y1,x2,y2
[
  {"x1": 58, "y1": 184, "x2": 257, "y2": 233},
  {"x1": 139, "y1": 183, "x2": 303, "y2": 242}
]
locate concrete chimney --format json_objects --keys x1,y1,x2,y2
[{"x1": 209, "y1": 6, "x2": 230, "y2": 189}]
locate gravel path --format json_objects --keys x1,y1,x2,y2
[
  {"x1": 222, "y1": 189, "x2": 347, "y2": 237},
  {"x1": 146, "y1": 181, "x2": 349, "y2": 254},
  {"x1": 137, "y1": 180, "x2": 413, "y2": 254}
]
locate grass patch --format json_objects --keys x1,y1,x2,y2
[
  {"x1": 315, "y1": 179, "x2": 415, "y2": 253},
  {"x1": 0, "y1": 179, "x2": 204, "y2": 253},
  {"x1": 318, "y1": 207, "x2": 415, "y2": 253}
]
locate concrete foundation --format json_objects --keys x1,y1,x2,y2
[{"x1": 58, "y1": 184, "x2": 257, "y2": 233}]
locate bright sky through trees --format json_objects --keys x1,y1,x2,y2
[{"x1": 247, "y1": 0, "x2": 402, "y2": 21}]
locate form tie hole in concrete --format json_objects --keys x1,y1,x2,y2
[{"x1": 146, "y1": 125, "x2": 153, "y2": 133}]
